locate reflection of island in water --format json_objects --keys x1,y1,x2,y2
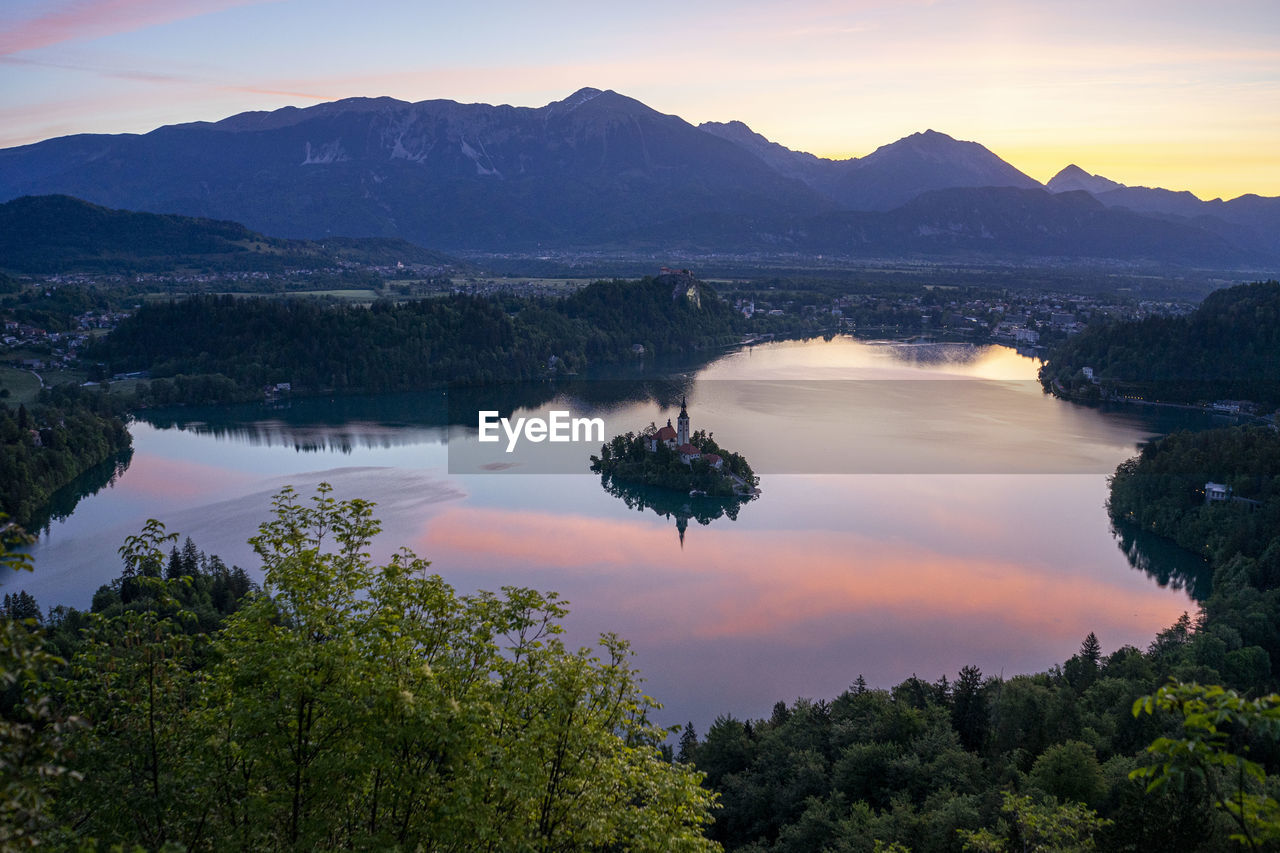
[
  {"x1": 1111, "y1": 519, "x2": 1213, "y2": 601},
  {"x1": 599, "y1": 474, "x2": 754, "y2": 547},
  {"x1": 29, "y1": 448, "x2": 134, "y2": 533}
]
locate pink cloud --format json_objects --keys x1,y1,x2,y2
[
  {"x1": 0, "y1": 0, "x2": 273, "y2": 57},
  {"x1": 222, "y1": 84, "x2": 336, "y2": 101}
]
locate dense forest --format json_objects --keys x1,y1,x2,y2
[
  {"x1": 90, "y1": 275, "x2": 750, "y2": 404},
  {"x1": 1109, "y1": 427, "x2": 1280, "y2": 573},
  {"x1": 1040, "y1": 280, "x2": 1280, "y2": 405},
  {"x1": 0, "y1": 386, "x2": 132, "y2": 525}
]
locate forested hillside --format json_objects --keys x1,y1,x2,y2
[
  {"x1": 0, "y1": 386, "x2": 131, "y2": 525},
  {"x1": 1041, "y1": 280, "x2": 1280, "y2": 405},
  {"x1": 1109, "y1": 426, "x2": 1280, "y2": 573},
  {"x1": 0, "y1": 195, "x2": 461, "y2": 274},
  {"x1": 90, "y1": 276, "x2": 749, "y2": 403}
]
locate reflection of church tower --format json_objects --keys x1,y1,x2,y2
[
  {"x1": 677, "y1": 514, "x2": 688, "y2": 548},
  {"x1": 677, "y1": 396, "x2": 690, "y2": 447}
]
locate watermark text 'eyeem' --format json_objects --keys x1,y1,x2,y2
[{"x1": 477, "y1": 410, "x2": 605, "y2": 453}]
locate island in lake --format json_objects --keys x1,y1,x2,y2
[{"x1": 589, "y1": 397, "x2": 759, "y2": 497}]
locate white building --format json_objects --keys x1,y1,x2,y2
[{"x1": 1205, "y1": 482, "x2": 1231, "y2": 503}]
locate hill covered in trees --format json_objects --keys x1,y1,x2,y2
[
  {"x1": 90, "y1": 275, "x2": 749, "y2": 404},
  {"x1": 0, "y1": 195, "x2": 461, "y2": 274},
  {"x1": 1109, "y1": 425, "x2": 1280, "y2": 587},
  {"x1": 1040, "y1": 279, "x2": 1280, "y2": 406}
]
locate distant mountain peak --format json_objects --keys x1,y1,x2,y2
[
  {"x1": 847, "y1": 130, "x2": 1041, "y2": 199},
  {"x1": 204, "y1": 95, "x2": 413, "y2": 133},
  {"x1": 897, "y1": 129, "x2": 958, "y2": 148},
  {"x1": 558, "y1": 87, "x2": 605, "y2": 109},
  {"x1": 698, "y1": 119, "x2": 833, "y2": 192},
  {"x1": 869, "y1": 129, "x2": 985, "y2": 162},
  {"x1": 546, "y1": 87, "x2": 661, "y2": 121},
  {"x1": 1046, "y1": 164, "x2": 1125, "y2": 195}
]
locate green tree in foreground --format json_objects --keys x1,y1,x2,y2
[
  {"x1": 957, "y1": 792, "x2": 1111, "y2": 852},
  {"x1": 51, "y1": 485, "x2": 718, "y2": 850},
  {"x1": 0, "y1": 518, "x2": 81, "y2": 849},
  {"x1": 1029, "y1": 741, "x2": 1103, "y2": 807},
  {"x1": 1132, "y1": 681, "x2": 1280, "y2": 851},
  {"x1": 53, "y1": 521, "x2": 212, "y2": 849}
]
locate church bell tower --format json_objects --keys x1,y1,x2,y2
[{"x1": 677, "y1": 396, "x2": 690, "y2": 446}]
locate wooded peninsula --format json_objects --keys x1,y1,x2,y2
[
  {"x1": 88, "y1": 274, "x2": 760, "y2": 405},
  {"x1": 1041, "y1": 279, "x2": 1280, "y2": 407}
]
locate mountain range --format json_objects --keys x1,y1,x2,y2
[{"x1": 2, "y1": 87, "x2": 1277, "y2": 266}]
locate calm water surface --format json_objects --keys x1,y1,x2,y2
[{"x1": 13, "y1": 338, "x2": 1219, "y2": 728}]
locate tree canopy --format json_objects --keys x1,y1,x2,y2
[
  {"x1": 1041, "y1": 280, "x2": 1280, "y2": 405},
  {"x1": 89, "y1": 277, "x2": 750, "y2": 404},
  {"x1": 1, "y1": 486, "x2": 718, "y2": 850}
]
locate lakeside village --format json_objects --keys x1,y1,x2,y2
[
  {"x1": 590, "y1": 398, "x2": 760, "y2": 498},
  {"x1": 3, "y1": 308, "x2": 131, "y2": 374},
  {"x1": 1052, "y1": 366, "x2": 1280, "y2": 425},
  {"x1": 731, "y1": 287, "x2": 1191, "y2": 347}
]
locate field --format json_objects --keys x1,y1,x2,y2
[
  {"x1": 0, "y1": 364, "x2": 42, "y2": 405},
  {"x1": 280, "y1": 289, "x2": 381, "y2": 301},
  {"x1": 0, "y1": 364, "x2": 140, "y2": 404},
  {"x1": 449, "y1": 277, "x2": 594, "y2": 293}
]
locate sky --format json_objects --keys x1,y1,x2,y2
[{"x1": 1, "y1": 0, "x2": 1278, "y2": 200}]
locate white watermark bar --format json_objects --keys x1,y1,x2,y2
[{"x1": 445, "y1": 380, "x2": 1258, "y2": 475}]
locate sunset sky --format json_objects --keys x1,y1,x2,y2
[{"x1": 2, "y1": 0, "x2": 1278, "y2": 200}]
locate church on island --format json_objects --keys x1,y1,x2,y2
[
  {"x1": 645, "y1": 397, "x2": 724, "y2": 471},
  {"x1": 592, "y1": 396, "x2": 758, "y2": 548},
  {"x1": 590, "y1": 396, "x2": 757, "y2": 501}
]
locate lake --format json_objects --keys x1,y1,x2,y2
[{"x1": 11, "y1": 337, "x2": 1220, "y2": 729}]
